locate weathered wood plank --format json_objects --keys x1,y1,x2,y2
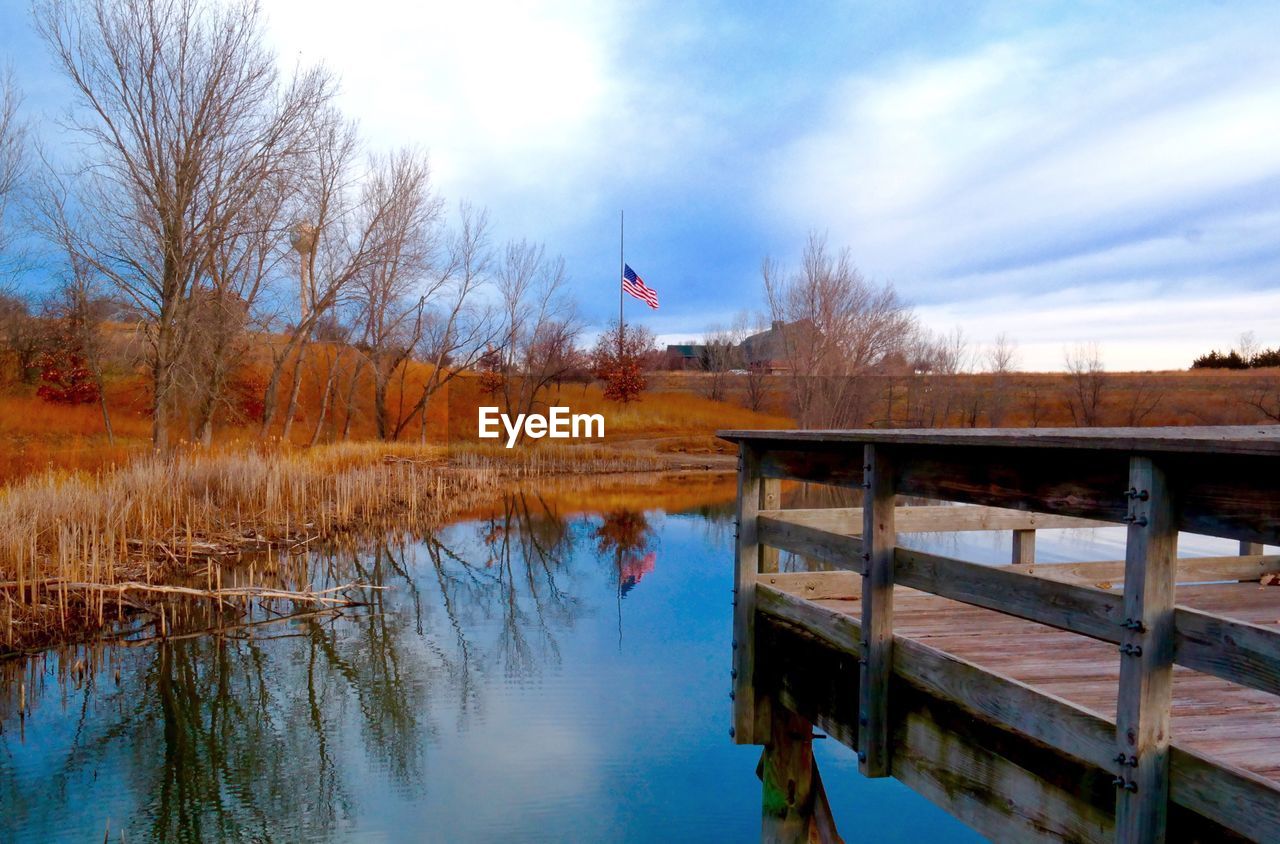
[
  {"x1": 756, "y1": 585, "x2": 861, "y2": 654},
  {"x1": 1170, "y1": 747, "x2": 1280, "y2": 843},
  {"x1": 758, "y1": 571, "x2": 860, "y2": 600},
  {"x1": 1013, "y1": 528, "x2": 1036, "y2": 564},
  {"x1": 757, "y1": 505, "x2": 1109, "y2": 534},
  {"x1": 736, "y1": 434, "x2": 1280, "y2": 545},
  {"x1": 756, "y1": 515, "x2": 862, "y2": 569},
  {"x1": 894, "y1": 546, "x2": 1125, "y2": 643},
  {"x1": 892, "y1": 705, "x2": 1115, "y2": 844},
  {"x1": 1114, "y1": 456, "x2": 1178, "y2": 842},
  {"x1": 719, "y1": 426, "x2": 1280, "y2": 458},
  {"x1": 733, "y1": 443, "x2": 764, "y2": 745},
  {"x1": 893, "y1": 635, "x2": 1117, "y2": 771},
  {"x1": 1021, "y1": 555, "x2": 1280, "y2": 587},
  {"x1": 859, "y1": 443, "x2": 896, "y2": 778},
  {"x1": 1174, "y1": 606, "x2": 1280, "y2": 698}
]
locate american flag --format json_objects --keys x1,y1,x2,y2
[{"x1": 622, "y1": 264, "x2": 659, "y2": 309}]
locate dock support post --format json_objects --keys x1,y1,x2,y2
[
  {"x1": 733, "y1": 443, "x2": 768, "y2": 745},
  {"x1": 1012, "y1": 529, "x2": 1036, "y2": 565},
  {"x1": 1240, "y1": 540, "x2": 1264, "y2": 556},
  {"x1": 1115, "y1": 456, "x2": 1176, "y2": 843},
  {"x1": 858, "y1": 444, "x2": 896, "y2": 778},
  {"x1": 760, "y1": 704, "x2": 841, "y2": 844}
]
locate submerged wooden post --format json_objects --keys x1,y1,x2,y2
[
  {"x1": 1012, "y1": 529, "x2": 1036, "y2": 564},
  {"x1": 733, "y1": 443, "x2": 767, "y2": 745},
  {"x1": 859, "y1": 444, "x2": 896, "y2": 777},
  {"x1": 760, "y1": 704, "x2": 841, "y2": 844},
  {"x1": 1115, "y1": 456, "x2": 1177, "y2": 843}
]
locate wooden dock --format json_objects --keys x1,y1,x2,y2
[{"x1": 719, "y1": 427, "x2": 1280, "y2": 843}]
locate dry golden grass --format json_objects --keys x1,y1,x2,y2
[{"x1": 0, "y1": 440, "x2": 668, "y2": 656}]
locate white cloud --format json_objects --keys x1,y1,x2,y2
[
  {"x1": 766, "y1": 14, "x2": 1280, "y2": 369},
  {"x1": 260, "y1": 1, "x2": 711, "y2": 242}
]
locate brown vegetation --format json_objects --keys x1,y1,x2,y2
[{"x1": 0, "y1": 440, "x2": 675, "y2": 656}]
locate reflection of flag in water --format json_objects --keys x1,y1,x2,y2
[{"x1": 619, "y1": 551, "x2": 657, "y2": 597}]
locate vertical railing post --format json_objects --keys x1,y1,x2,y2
[
  {"x1": 733, "y1": 442, "x2": 766, "y2": 745},
  {"x1": 1239, "y1": 540, "x2": 1264, "y2": 556},
  {"x1": 1115, "y1": 455, "x2": 1177, "y2": 843},
  {"x1": 1012, "y1": 529, "x2": 1036, "y2": 565},
  {"x1": 760, "y1": 478, "x2": 781, "y2": 575},
  {"x1": 859, "y1": 444, "x2": 896, "y2": 777}
]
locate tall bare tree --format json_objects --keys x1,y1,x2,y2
[
  {"x1": 36, "y1": 0, "x2": 332, "y2": 449},
  {"x1": 186, "y1": 170, "x2": 291, "y2": 443},
  {"x1": 348, "y1": 148, "x2": 443, "y2": 440},
  {"x1": 397, "y1": 202, "x2": 497, "y2": 442},
  {"x1": 763, "y1": 233, "x2": 915, "y2": 428},
  {"x1": 257, "y1": 111, "x2": 402, "y2": 440}
]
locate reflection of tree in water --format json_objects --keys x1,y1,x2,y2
[
  {"x1": 593, "y1": 510, "x2": 657, "y2": 598},
  {"x1": 0, "y1": 598, "x2": 432, "y2": 842},
  {"x1": 0, "y1": 490, "x2": 591, "y2": 842}
]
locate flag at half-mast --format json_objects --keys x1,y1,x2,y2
[{"x1": 622, "y1": 264, "x2": 659, "y2": 309}]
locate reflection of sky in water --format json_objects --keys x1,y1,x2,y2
[{"x1": 0, "y1": 496, "x2": 983, "y2": 843}]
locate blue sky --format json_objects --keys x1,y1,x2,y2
[{"x1": 3, "y1": 0, "x2": 1280, "y2": 370}]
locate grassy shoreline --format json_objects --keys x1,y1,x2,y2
[{"x1": 0, "y1": 441, "x2": 693, "y2": 658}]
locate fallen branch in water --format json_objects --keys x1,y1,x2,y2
[
  {"x1": 100, "y1": 604, "x2": 355, "y2": 647},
  {"x1": 48, "y1": 580, "x2": 384, "y2": 606}
]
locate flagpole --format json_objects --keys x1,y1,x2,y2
[{"x1": 618, "y1": 209, "x2": 625, "y2": 360}]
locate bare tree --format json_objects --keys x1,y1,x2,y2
[
  {"x1": 0, "y1": 290, "x2": 40, "y2": 383},
  {"x1": 735, "y1": 312, "x2": 770, "y2": 412},
  {"x1": 984, "y1": 332, "x2": 1019, "y2": 426},
  {"x1": 0, "y1": 68, "x2": 27, "y2": 280},
  {"x1": 186, "y1": 171, "x2": 291, "y2": 443},
  {"x1": 1063, "y1": 342, "x2": 1107, "y2": 426},
  {"x1": 986, "y1": 333, "x2": 1019, "y2": 374},
  {"x1": 1245, "y1": 379, "x2": 1280, "y2": 423},
  {"x1": 36, "y1": 0, "x2": 333, "y2": 449},
  {"x1": 257, "y1": 108, "x2": 371, "y2": 438},
  {"x1": 347, "y1": 148, "x2": 443, "y2": 440},
  {"x1": 1123, "y1": 374, "x2": 1165, "y2": 426},
  {"x1": 492, "y1": 239, "x2": 580, "y2": 435},
  {"x1": 1237, "y1": 331, "x2": 1260, "y2": 367},
  {"x1": 698, "y1": 323, "x2": 741, "y2": 401},
  {"x1": 33, "y1": 178, "x2": 117, "y2": 440},
  {"x1": 762, "y1": 232, "x2": 915, "y2": 428},
  {"x1": 395, "y1": 202, "x2": 497, "y2": 442}
]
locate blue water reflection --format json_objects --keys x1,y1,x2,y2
[{"x1": 0, "y1": 484, "x2": 996, "y2": 842}]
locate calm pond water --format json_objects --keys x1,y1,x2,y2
[{"x1": 0, "y1": 478, "x2": 1251, "y2": 842}]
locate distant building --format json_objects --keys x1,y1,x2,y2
[
  {"x1": 665, "y1": 320, "x2": 817, "y2": 374},
  {"x1": 739, "y1": 320, "x2": 815, "y2": 374},
  {"x1": 664, "y1": 343, "x2": 706, "y2": 370}
]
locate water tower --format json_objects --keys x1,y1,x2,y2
[{"x1": 290, "y1": 221, "x2": 318, "y2": 322}]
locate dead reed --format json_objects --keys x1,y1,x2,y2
[{"x1": 0, "y1": 441, "x2": 666, "y2": 656}]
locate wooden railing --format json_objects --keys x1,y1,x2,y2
[{"x1": 725, "y1": 430, "x2": 1280, "y2": 844}]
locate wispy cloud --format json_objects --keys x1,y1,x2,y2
[{"x1": 765, "y1": 7, "x2": 1280, "y2": 366}]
